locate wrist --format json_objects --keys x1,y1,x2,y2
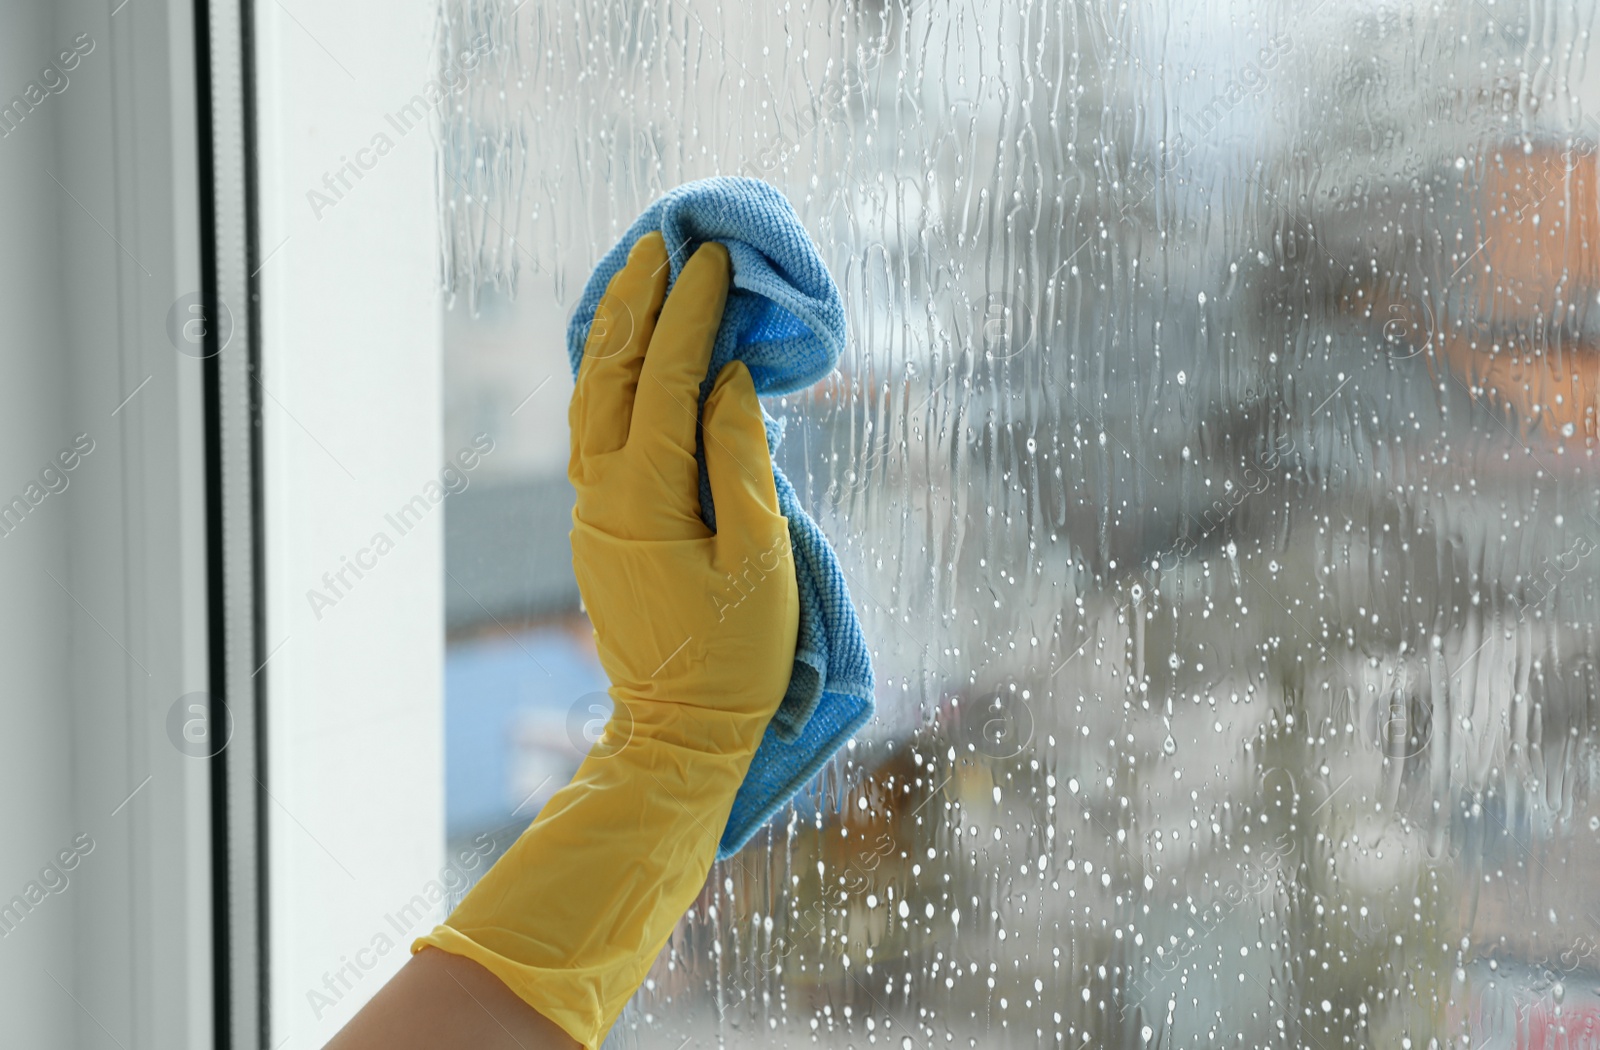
[{"x1": 607, "y1": 693, "x2": 772, "y2": 762}]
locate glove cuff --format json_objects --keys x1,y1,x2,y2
[{"x1": 411, "y1": 728, "x2": 757, "y2": 1049}]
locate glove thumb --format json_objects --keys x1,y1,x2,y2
[{"x1": 703, "y1": 361, "x2": 786, "y2": 549}]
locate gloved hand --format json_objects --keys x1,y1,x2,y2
[{"x1": 413, "y1": 232, "x2": 798, "y2": 1050}]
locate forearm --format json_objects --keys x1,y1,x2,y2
[
  {"x1": 412, "y1": 705, "x2": 767, "y2": 1049},
  {"x1": 323, "y1": 947, "x2": 579, "y2": 1050}
]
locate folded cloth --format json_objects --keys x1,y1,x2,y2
[{"x1": 566, "y1": 176, "x2": 875, "y2": 858}]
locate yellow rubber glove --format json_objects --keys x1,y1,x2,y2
[{"x1": 413, "y1": 232, "x2": 799, "y2": 1050}]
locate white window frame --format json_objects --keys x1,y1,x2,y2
[{"x1": 252, "y1": 1, "x2": 447, "y2": 1045}]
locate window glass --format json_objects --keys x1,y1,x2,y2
[{"x1": 440, "y1": 1, "x2": 1600, "y2": 1044}]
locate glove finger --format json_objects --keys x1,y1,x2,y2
[
  {"x1": 573, "y1": 232, "x2": 669, "y2": 461},
  {"x1": 632, "y1": 242, "x2": 729, "y2": 468},
  {"x1": 703, "y1": 361, "x2": 786, "y2": 554}
]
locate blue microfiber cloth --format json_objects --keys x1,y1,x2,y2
[{"x1": 566, "y1": 176, "x2": 876, "y2": 859}]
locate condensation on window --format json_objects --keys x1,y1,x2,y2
[{"x1": 437, "y1": 0, "x2": 1600, "y2": 1045}]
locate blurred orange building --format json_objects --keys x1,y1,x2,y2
[{"x1": 1442, "y1": 141, "x2": 1600, "y2": 446}]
